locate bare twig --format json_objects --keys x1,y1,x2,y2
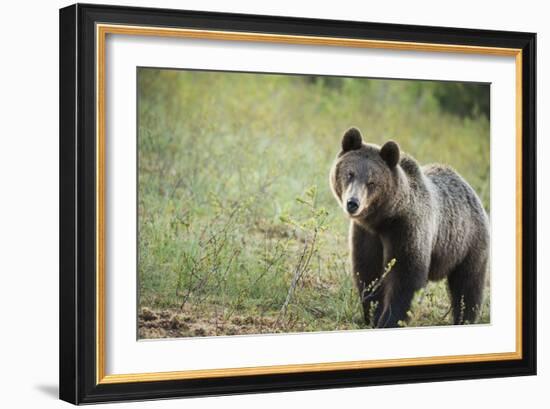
[{"x1": 278, "y1": 227, "x2": 318, "y2": 324}]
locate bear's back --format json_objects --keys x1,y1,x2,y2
[
  {"x1": 423, "y1": 164, "x2": 486, "y2": 218},
  {"x1": 421, "y1": 164, "x2": 489, "y2": 279}
]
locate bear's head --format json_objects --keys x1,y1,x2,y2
[{"x1": 329, "y1": 127, "x2": 401, "y2": 224}]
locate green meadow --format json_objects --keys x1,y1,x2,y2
[{"x1": 137, "y1": 68, "x2": 490, "y2": 338}]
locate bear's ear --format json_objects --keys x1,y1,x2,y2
[
  {"x1": 341, "y1": 127, "x2": 363, "y2": 152},
  {"x1": 380, "y1": 141, "x2": 400, "y2": 168}
]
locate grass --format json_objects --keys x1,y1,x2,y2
[{"x1": 137, "y1": 69, "x2": 490, "y2": 339}]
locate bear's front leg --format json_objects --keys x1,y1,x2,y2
[
  {"x1": 375, "y1": 241, "x2": 429, "y2": 329},
  {"x1": 350, "y1": 223, "x2": 384, "y2": 327}
]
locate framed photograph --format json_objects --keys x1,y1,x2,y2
[{"x1": 59, "y1": 3, "x2": 536, "y2": 404}]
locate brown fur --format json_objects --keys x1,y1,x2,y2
[{"x1": 330, "y1": 128, "x2": 489, "y2": 328}]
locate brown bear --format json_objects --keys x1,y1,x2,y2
[{"x1": 329, "y1": 127, "x2": 489, "y2": 328}]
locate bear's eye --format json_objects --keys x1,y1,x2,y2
[
  {"x1": 346, "y1": 171, "x2": 354, "y2": 181},
  {"x1": 367, "y1": 182, "x2": 376, "y2": 189}
]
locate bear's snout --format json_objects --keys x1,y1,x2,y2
[{"x1": 346, "y1": 198, "x2": 360, "y2": 214}]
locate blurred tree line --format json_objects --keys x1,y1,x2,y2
[{"x1": 304, "y1": 76, "x2": 489, "y2": 119}]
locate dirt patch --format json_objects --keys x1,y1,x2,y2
[{"x1": 138, "y1": 306, "x2": 282, "y2": 339}]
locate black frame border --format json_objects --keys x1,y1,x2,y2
[{"x1": 59, "y1": 3, "x2": 536, "y2": 404}]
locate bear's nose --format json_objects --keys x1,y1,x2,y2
[{"x1": 346, "y1": 198, "x2": 360, "y2": 214}]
